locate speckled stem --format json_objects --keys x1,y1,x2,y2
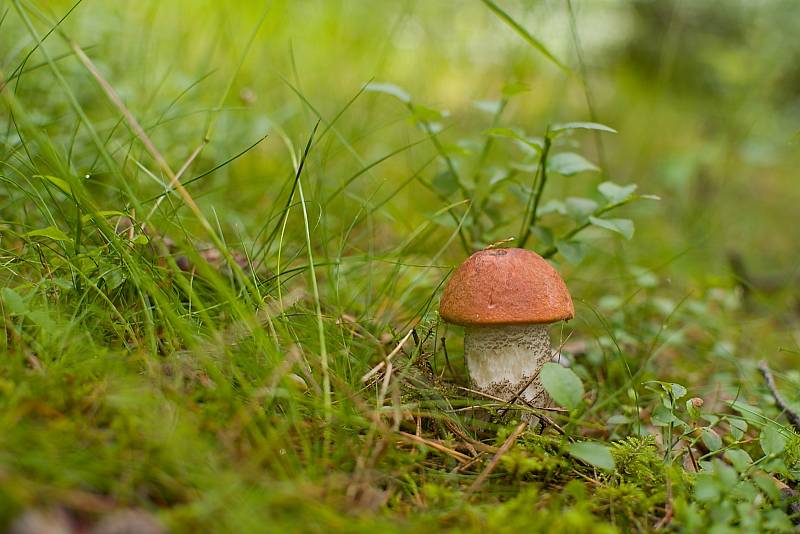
[{"x1": 464, "y1": 324, "x2": 552, "y2": 407}]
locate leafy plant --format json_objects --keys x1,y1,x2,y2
[{"x1": 366, "y1": 82, "x2": 658, "y2": 260}]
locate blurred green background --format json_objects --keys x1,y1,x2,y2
[{"x1": 8, "y1": 0, "x2": 799, "y2": 274}]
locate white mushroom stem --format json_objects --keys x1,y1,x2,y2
[{"x1": 464, "y1": 323, "x2": 552, "y2": 405}]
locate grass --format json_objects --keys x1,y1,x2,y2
[{"x1": 2, "y1": 0, "x2": 800, "y2": 532}]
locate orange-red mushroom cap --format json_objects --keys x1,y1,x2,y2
[{"x1": 439, "y1": 248, "x2": 574, "y2": 326}]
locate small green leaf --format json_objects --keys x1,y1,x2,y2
[
  {"x1": 551, "y1": 122, "x2": 617, "y2": 135},
  {"x1": 728, "y1": 400, "x2": 764, "y2": 424},
  {"x1": 531, "y1": 226, "x2": 554, "y2": 248},
  {"x1": 431, "y1": 211, "x2": 457, "y2": 229},
  {"x1": 651, "y1": 405, "x2": 679, "y2": 426},
  {"x1": 728, "y1": 418, "x2": 748, "y2": 440},
  {"x1": 598, "y1": 181, "x2": 637, "y2": 204},
  {"x1": 365, "y1": 82, "x2": 411, "y2": 103},
  {"x1": 483, "y1": 128, "x2": 543, "y2": 152},
  {"x1": 701, "y1": 428, "x2": 722, "y2": 451},
  {"x1": 632, "y1": 266, "x2": 659, "y2": 288},
  {"x1": 724, "y1": 449, "x2": 753, "y2": 472},
  {"x1": 565, "y1": 197, "x2": 598, "y2": 223},
  {"x1": 131, "y1": 234, "x2": 149, "y2": 245},
  {"x1": 501, "y1": 82, "x2": 530, "y2": 97},
  {"x1": 540, "y1": 362, "x2": 584, "y2": 410},
  {"x1": 1, "y1": 287, "x2": 28, "y2": 316},
  {"x1": 34, "y1": 174, "x2": 72, "y2": 195},
  {"x1": 753, "y1": 472, "x2": 782, "y2": 502},
  {"x1": 80, "y1": 210, "x2": 126, "y2": 223},
  {"x1": 473, "y1": 100, "x2": 502, "y2": 114},
  {"x1": 484, "y1": 127, "x2": 525, "y2": 140},
  {"x1": 606, "y1": 414, "x2": 630, "y2": 425},
  {"x1": 556, "y1": 240, "x2": 586, "y2": 265},
  {"x1": 538, "y1": 199, "x2": 566, "y2": 216},
  {"x1": 548, "y1": 152, "x2": 599, "y2": 176},
  {"x1": 432, "y1": 171, "x2": 460, "y2": 198},
  {"x1": 712, "y1": 459, "x2": 739, "y2": 487},
  {"x1": 670, "y1": 383, "x2": 688, "y2": 399},
  {"x1": 693, "y1": 474, "x2": 720, "y2": 502},
  {"x1": 26, "y1": 226, "x2": 71, "y2": 242},
  {"x1": 762, "y1": 457, "x2": 788, "y2": 475},
  {"x1": 566, "y1": 441, "x2": 615, "y2": 471},
  {"x1": 589, "y1": 217, "x2": 634, "y2": 240},
  {"x1": 411, "y1": 104, "x2": 446, "y2": 123},
  {"x1": 760, "y1": 425, "x2": 787, "y2": 456},
  {"x1": 28, "y1": 310, "x2": 56, "y2": 330},
  {"x1": 701, "y1": 413, "x2": 720, "y2": 426}
]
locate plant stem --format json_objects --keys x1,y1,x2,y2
[
  {"x1": 540, "y1": 199, "x2": 627, "y2": 258},
  {"x1": 407, "y1": 103, "x2": 473, "y2": 253},
  {"x1": 470, "y1": 98, "x2": 507, "y2": 242},
  {"x1": 298, "y1": 180, "x2": 332, "y2": 460},
  {"x1": 518, "y1": 132, "x2": 551, "y2": 248}
]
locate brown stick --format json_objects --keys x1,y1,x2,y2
[
  {"x1": 441, "y1": 336, "x2": 456, "y2": 379},
  {"x1": 466, "y1": 420, "x2": 528, "y2": 495},
  {"x1": 758, "y1": 360, "x2": 800, "y2": 431},
  {"x1": 654, "y1": 474, "x2": 673, "y2": 530},
  {"x1": 361, "y1": 329, "x2": 414, "y2": 383},
  {"x1": 397, "y1": 431, "x2": 472, "y2": 464},
  {"x1": 456, "y1": 386, "x2": 566, "y2": 412}
]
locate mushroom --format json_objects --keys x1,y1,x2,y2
[{"x1": 439, "y1": 247, "x2": 574, "y2": 411}]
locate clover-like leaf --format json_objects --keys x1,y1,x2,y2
[
  {"x1": 760, "y1": 425, "x2": 787, "y2": 456},
  {"x1": 556, "y1": 240, "x2": 586, "y2": 265},
  {"x1": 551, "y1": 122, "x2": 617, "y2": 135},
  {"x1": 598, "y1": 181, "x2": 637, "y2": 204},
  {"x1": 484, "y1": 128, "x2": 543, "y2": 152},
  {"x1": 701, "y1": 428, "x2": 723, "y2": 451},
  {"x1": 565, "y1": 197, "x2": 599, "y2": 223},
  {"x1": 589, "y1": 217, "x2": 634, "y2": 240},
  {"x1": 540, "y1": 362, "x2": 584, "y2": 410},
  {"x1": 567, "y1": 441, "x2": 615, "y2": 471},
  {"x1": 548, "y1": 152, "x2": 599, "y2": 176}
]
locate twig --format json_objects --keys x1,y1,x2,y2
[
  {"x1": 686, "y1": 444, "x2": 700, "y2": 473},
  {"x1": 455, "y1": 386, "x2": 567, "y2": 412},
  {"x1": 441, "y1": 336, "x2": 455, "y2": 379},
  {"x1": 141, "y1": 141, "x2": 206, "y2": 232},
  {"x1": 442, "y1": 418, "x2": 494, "y2": 454},
  {"x1": 453, "y1": 454, "x2": 485, "y2": 474},
  {"x1": 455, "y1": 386, "x2": 566, "y2": 435},
  {"x1": 377, "y1": 361, "x2": 393, "y2": 408},
  {"x1": 654, "y1": 473, "x2": 673, "y2": 530},
  {"x1": 466, "y1": 420, "x2": 528, "y2": 495},
  {"x1": 361, "y1": 329, "x2": 414, "y2": 383},
  {"x1": 397, "y1": 431, "x2": 472, "y2": 464},
  {"x1": 758, "y1": 360, "x2": 800, "y2": 431},
  {"x1": 496, "y1": 367, "x2": 542, "y2": 418}
]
